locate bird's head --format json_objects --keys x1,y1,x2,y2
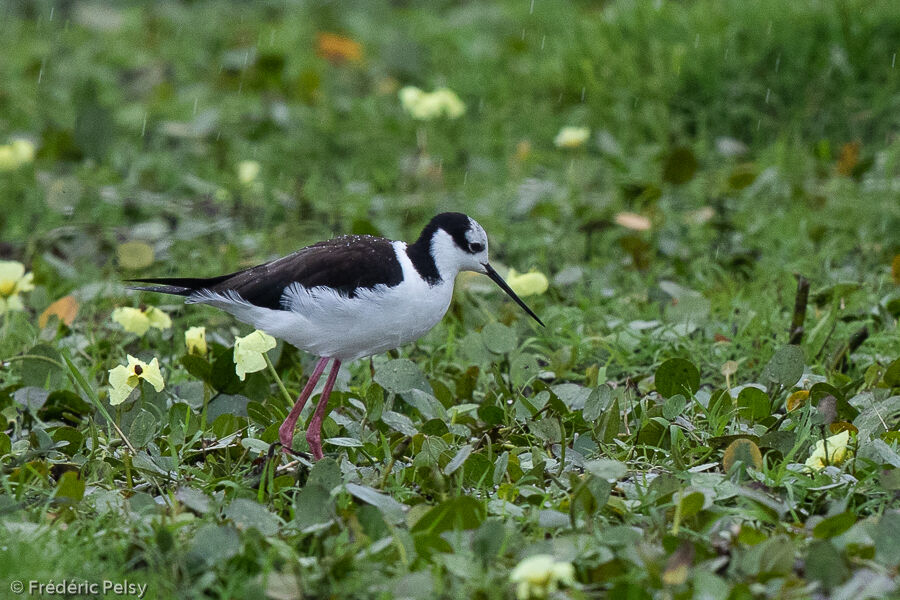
[{"x1": 423, "y1": 212, "x2": 544, "y2": 326}]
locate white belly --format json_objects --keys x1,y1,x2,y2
[{"x1": 191, "y1": 252, "x2": 455, "y2": 361}]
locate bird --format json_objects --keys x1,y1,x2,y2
[{"x1": 129, "y1": 212, "x2": 544, "y2": 460}]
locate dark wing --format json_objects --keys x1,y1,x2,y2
[{"x1": 129, "y1": 235, "x2": 403, "y2": 310}]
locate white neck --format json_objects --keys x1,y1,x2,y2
[{"x1": 429, "y1": 229, "x2": 463, "y2": 282}]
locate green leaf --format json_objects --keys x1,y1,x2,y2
[
  {"x1": 481, "y1": 321, "x2": 517, "y2": 355},
  {"x1": 510, "y1": 353, "x2": 540, "y2": 388},
  {"x1": 38, "y1": 390, "x2": 93, "y2": 423},
  {"x1": 293, "y1": 483, "x2": 334, "y2": 530},
  {"x1": 471, "y1": 519, "x2": 505, "y2": 563},
  {"x1": 477, "y1": 404, "x2": 504, "y2": 426},
  {"x1": 655, "y1": 358, "x2": 700, "y2": 398},
  {"x1": 190, "y1": 524, "x2": 240, "y2": 565},
  {"x1": 18, "y1": 344, "x2": 65, "y2": 389},
  {"x1": 812, "y1": 511, "x2": 857, "y2": 539},
  {"x1": 55, "y1": 471, "x2": 85, "y2": 504},
  {"x1": 444, "y1": 444, "x2": 473, "y2": 475},
  {"x1": 884, "y1": 358, "x2": 900, "y2": 387},
  {"x1": 584, "y1": 459, "x2": 627, "y2": 480},
  {"x1": 662, "y1": 146, "x2": 698, "y2": 184},
  {"x1": 805, "y1": 540, "x2": 849, "y2": 590},
  {"x1": 596, "y1": 396, "x2": 620, "y2": 444},
  {"x1": 583, "y1": 385, "x2": 612, "y2": 421},
  {"x1": 762, "y1": 345, "x2": 805, "y2": 388},
  {"x1": 210, "y1": 346, "x2": 243, "y2": 394},
  {"x1": 175, "y1": 487, "x2": 213, "y2": 514},
  {"x1": 374, "y1": 359, "x2": 430, "y2": 394},
  {"x1": 737, "y1": 386, "x2": 770, "y2": 421},
  {"x1": 345, "y1": 483, "x2": 406, "y2": 524},
  {"x1": 180, "y1": 354, "x2": 213, "y2": 383},
  {"x1": 874, "y1": 511, "x2": 900, "y2": 567},
  {"x1": 663, "y1": 394, "x2": 687, "y2": 420},
  {"x1": 676, "y1": 490, "x2": 706, "y2": 520},
  {"x1": 223, "y1": 498, "x2": 282, "y2": 536},
  {"x1": 410, "y1": 496, "x2": 486, "y2": 535},
  {"x1": 854, "y1": 395, "x2": 900, "y2": 440},
  {"x1": 551, "y1": 383, "x2": 591, "y2": 410},
  {"x1": 308, "y1": 457, "x2": 342, "y2": 491},
  {"x1": 128, "y1": 409, "x2": 158, "y2": 448}
]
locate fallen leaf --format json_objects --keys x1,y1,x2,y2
[
  {"x1": 829, "y1": 421, "x2": 857, "y2": 435},
  {"x1": 836, "y1": 141, "x2": 860, "y2": 176},
  {"x1": 714, "y1": 333, "x2": 731, "y2": 343},
  {"x1": 786, "y1": 390, "x2": 809, "y2": 412},
  {"x1": 316, "y1": 32, "x2": 362, "y2": 63},
  {"x1": 614, "y1": 212, "x2": 651, "y2": 231},
  {"x1": 723, "y1": 438, "x2": 763, "y2": 471},
  {"x1": 39, "y1": 295, "x2": 79, "y2": 327}
]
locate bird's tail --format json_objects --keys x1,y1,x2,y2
[{"x1": 127, "y1": 274, "x2": 232, "y2": 297}]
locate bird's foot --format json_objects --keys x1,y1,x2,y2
[
  {"x1": 278, "y1": 425, "x2": 295, "y2": 455},
  {"x1": 305, "y1": 430, "x2": 324, "y2": 461}
]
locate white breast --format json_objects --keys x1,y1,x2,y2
[{"x1": 191, "y1": 241, "x2": 455, "y2": 361}]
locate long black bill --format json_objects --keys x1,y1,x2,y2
[{"x1": 482, "y1": 263, "x2": 545, "y2": 327}]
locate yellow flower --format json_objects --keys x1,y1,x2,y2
[
  {"x1": 11, "y1": 139, "x2": 35, "y2": 164},
  {"x1": 0, "y1": 139, "x2": 36, "y2": 171},
  {"x1": 185, "y1": 326, "x2": 207, "y2": 356},
  {"x1": 399, "y1": 86, "x2": 466, "y2": 120},
  {"x1": 108, "y1": 355, "x2": 165, "y2": 406},
  {"x1": 510, "y1": 555, "x2": 575, "y2": 600},
  {"x1": 0, "y1": 146, "x2": 16, "y2": 171},
  {"x1": 553, "y1": 126, "x2": 590, "y2": 149},
  {"x1": 506, "y1": 268, "x2": 549, "y2": 297},
  {"x1": 237, "y1": 160, "x2": 261, "y2": 185},
  {"x1": 112, "y1": 306, "x2": 172, "y2": 336},
  {"x1": 805, "y1": 430, "x2": 853, "y2": 471},
  {"x1": 431, "y1": 88, "x2": 466, "y2": 118},
  {"x1": 0, "y1": 260, "x2": 34, "y2": 315},
  {"x1": 234, "y1": 330, "x2": 276, "y2": 380}
]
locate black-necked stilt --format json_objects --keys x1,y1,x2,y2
[{"x1": 130, "y1": 212, "x2": 543, "y2": 460}]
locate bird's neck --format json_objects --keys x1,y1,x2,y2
[{"x1": 406, "y1": 229, "x2": 457, "y2": 286}]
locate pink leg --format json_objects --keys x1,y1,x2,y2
[
  {"x1": 279, "y1": 357, "x2": 329, "y2": 453},
  {"x1": 305, "y1": 359, "x2": 341, "y2": 461}
]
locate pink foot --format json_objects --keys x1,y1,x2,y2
[
  {"x1": 305, "y1": 359, "x2": 341, "y2": 461},
  {"x1": 278, "y1": 357, "x2": 329, "y2": 455}
]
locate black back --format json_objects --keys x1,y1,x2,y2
[{"x1": 131, "y1": 235, "x2": 403, "y2": 310}]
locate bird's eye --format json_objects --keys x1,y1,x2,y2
[{"x1": 469, "y1": 242, "x2": 485, "y2": 253}]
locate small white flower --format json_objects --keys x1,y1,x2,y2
[
  {"x1": 111, "y1": 306, "x2": 172, "y2": 336},
  {"x1": 506, "y1": 268, "x2": 549, "y2": 297},
  {"x1": 237, "y1": 160, "x2": 261, "y2": 185},
  {"x1": 185, "y1": 326, "x2": 207, "y2": 356},
  {"x1": 233, "y1": 330, "x2": 277, "y2": 380},
  {"x1": 553, "y1": 126, "x2": 590, "y2": 149},
  {"x1": 399, "y1": 86, "x2": 466, "y2": 120},
  {"x1": 108, "y1": 355, "x2": 165, "y2": 406},
  {"x1": 0, "y1": 139, "x2": 36, "y2": 171},
  {"x1": 0, "y1": 260, "x2": 35, "y2": 315},
  {"x1": 805, "y1": 430, "x2": 853, "y2": 471},
  {"x1": 510, "y1": 554, "x2": 575, "y2": 599}
]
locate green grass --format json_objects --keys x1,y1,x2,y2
[{"x1": 1, "y1": 1, "x2": 899, "y2": 598}]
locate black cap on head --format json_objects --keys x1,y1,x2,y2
[{"x1": 420, "y1": 212, "x2": 474, "y2": 251}]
